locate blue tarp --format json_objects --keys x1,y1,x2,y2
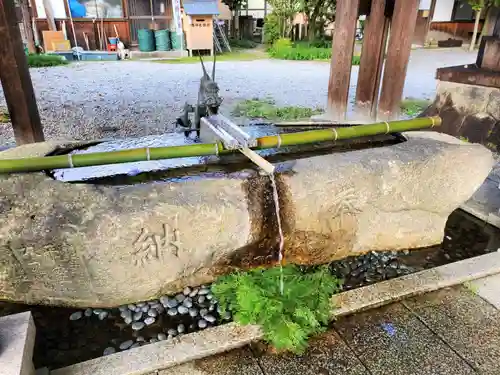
[{"x1": 182, "y1": 0, "x2": 219, "y2": 15}]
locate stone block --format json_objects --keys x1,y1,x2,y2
[
  {"x1": 0, "y1": 311, "x2": 36, "y2": 375},
  {"x1": 0, "y1": 132, "x2": 494, "y2": 307}
]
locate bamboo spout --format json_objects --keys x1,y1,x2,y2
[{"x1": 0, "y1": 116, "x2": 441, "y2": 174}]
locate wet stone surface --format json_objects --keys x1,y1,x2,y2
[{"x1": 0, "y1": 209, "x2": 498, "y2": 370}]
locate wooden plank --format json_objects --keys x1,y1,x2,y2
[
  {"x1": 437, "y1": 65, "x2": 500, "y2": 89},
  {"x1": 477, "y1": 37, "x2": 500, "y2": 72},
  {"x1": 424, "y1": 0, "x2": 437, "y2": 44},
  {"x1": 19, "y1": 0, "x2": 35, "y2": 53},
  {"x1": 326, "y1": 0, "x2": 360, "y2": 121},
  {"x1": 0, "y1": 0, "x2": 44, "y2": 145},
  {"x1": 354, "y1": 0, "x2": 388, "y2": 120},
  {"x1": 378, "y1": 0, "x2": 420, "y2": 120}
]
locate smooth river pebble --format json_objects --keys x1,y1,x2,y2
[
  {"x1": 177, "y1": 305, "x2": 188, "y2": 314},
  {"x1": 167, "y1": 308, "x2": 178, "y2": 316},
  {"x1": 103, "y1": 347, "x2": 116, "y2": 356},
  {"x1": 167, "y1": 328, "x2": 177, "y2": 336},
  {"x1": 84, "y1": 308, "x2": 93, "y2": 317},
  {"x1": 175, "y1": 294, "x2": 185, "y2": 302},
  {"x1": 189, "y1": 288, "x2": 199, "y2": 297},
  {"x1": 198, "y1": 319, "x2": 208, "y2": 329},
  {"x1": 98, "y1": 311, "x2": 108, "y2": 320},
  {"x1": 183, "y1": 286, "x2": 192, "y2": 295},
  {"x1": 133, "y1": 312, "x2": 143, "y2": 321},
  {"x1": 144, "y1": 317, "x2": 155, "y2": 325},
  {"x1": 204, "y1": 315, "x2": 216, "y2": 323},
  {"x1": 158, "y1": 333, "x2": 167, "y2": 341},
  {"x1": 148, "y1": 309, "x2": 158, "y2": 317},
  {"x1": 182, "y1": 298, "x2": 193, "y2": 308},
  {"x1": 166, "y1": 299, "x2": 178, "y2": 308},
  {"x1": 199, "y1": 308, "x2": 208, "y2": 317},
  {"x1": 69, "y1": 311, "x2": 83, "y2": 321},
  {"x1": 132, "y1": 322, "x2": 145, "y2": 331},
  {"x1": 119, "y1": 340, "x2": 134, "y2": 350},
  {"x1": 177, "y1": 323, "x2": 185, "y2": 333},
  {"x1": 189, "y1": 307, "x2": 198, "y2": 317}
]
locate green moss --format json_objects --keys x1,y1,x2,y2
[
  {"x1": 232, "y1": 98, "x2": 323, "y2": 121},
  {"x1": 212, "y1": 265, "x2": 342, "y2": 353},
  {"x1": 0, "y1": 111, "x2": 10, "y2": 123},
  {"x1": 400, "y1": 98, "x2": 431, "y2": 117},
  {"x1": 27, "y1": 54, "x2": 69, "y2": 68}
]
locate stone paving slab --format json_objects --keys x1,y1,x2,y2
[
  {"x1": 252, "y1": 330, "x2": 369, "y2": 375},
  {"x1": 403, "y1": 286, "x2": 500, "y2": 374},
  {"x1": 155, "y1": 347, "x2": 263, "y2": 375},
  {"x1": 0, "y1": 311, "x2": 36, "y2": 375},
  {"x1": 468, "y1": 274, "x2": 500, "y2": 309},
  {"x1": 334, "y1": 302, "x2": 476, "y2": 375}
]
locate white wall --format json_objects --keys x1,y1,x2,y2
[
  {"x1": 432, "y1": 0, "x2": 454, "y2": 21},
  {"x1": 34, "y1": 0, "x2": 67, "y2": 18},
  {"x1": 419, "y1": 0, "x2": 432, "y2": 10}
]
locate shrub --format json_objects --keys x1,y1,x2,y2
[
  {"x1": 232, "y1": 98, "x2": 323, "y2": 121},
  {"x1": 0, "y1": 111, "x2": 9, "y2": 124},
  {"x1": 269, "y1": 39, "x2": 360, "y2": 63},
  {"x1": 229, "y1": 38, "x2": 258, "y2": 49},
  {"x1": 264, "y1": 12, "x2": 281, "y2": 45},
  {"x1": 212, "y1": 265, "x2": 342, "y2": 353},
  {"x1": 27, "y1": 54, "x2": 69, "y2": 68}
]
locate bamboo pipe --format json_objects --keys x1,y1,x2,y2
[{"x1": 0, "y1": 116, "x2": 441, "y2": 174}]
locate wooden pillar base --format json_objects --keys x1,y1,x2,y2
[
  {"x1": 326, "y1": 0, "x2": 360, "y2": 121},
  {"x1": 378, "y1": 0, "x2": 420, "y2": 120},
  {"x1": 0, "y1": 0, "x2": 44, "y2": 145},
  {"x1": 354, "y1": 0, "x2": 389, "y2": 120}
]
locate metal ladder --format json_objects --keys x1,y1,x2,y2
[{"x1": 213, "y1": 17, "x2": 231, "y2": 53}]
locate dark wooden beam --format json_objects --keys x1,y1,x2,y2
[
  {"x1": 378, "y1": 0, "x2": 420, "y2": 120},
  {"x1": 437, "y1": 65, "x2": 500, "y2": 89},
  {"x1": 0, "y1": 0, "x2": 44, "y2": 145},
  {"x1": 354, "y1": 0, "x2": 389, "y2": 120},
  {"x1": 327, "y1": 0, "x2": 360, "y2": 121}
]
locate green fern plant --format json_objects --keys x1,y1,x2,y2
[{"x1": 212, "y1": 265, "x2": 342, "y2": 353}]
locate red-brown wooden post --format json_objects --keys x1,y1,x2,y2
[
  {"x1": 327, "y1": 0, "x2": 360, "y2": 121},
  {"x1": 0, "y1": 0, "x2": 44, "y2": 145},
  {"x1": 354, "y1": 0, "x2": 389, "y2": 120},
  {"x1": 378, "y1": 0, "x2": 420, "y2": 120}
]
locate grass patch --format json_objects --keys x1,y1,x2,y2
[
  {"x1": 229, "y1": 38, "x2": 259, "y2": 49},
  {"x1": 212, "y1": 265, "x2": 342, "y2": 353},
  {"x1": 400, "y1": 98, "x2": 431, "y2": 117},
  {"x1": 0, "y1": 111, "x2": 10, "y2": 124},
  {"x1": 233, "y1": 98, "x2": 323, "y2": 121},
  {"x1": 27, "y1": 54, "x2": 69, "y2": 68},
  {"x1": 268, "y1": 38, "x2": 360, "y2": 63},
  {"x1": 154, "y1": 50, "x2": 265, "y2": 64}
]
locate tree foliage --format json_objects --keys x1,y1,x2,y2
[
  {"x1": 300, "y1": 0, "x2": 336, "y2": 41},
  {"x1": 467, "y1": 0, "x2": 500, "y2": 50},
  {"x1": 212, "y1": 265, "x2": 342, "y2": 353}
]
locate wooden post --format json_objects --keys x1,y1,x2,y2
[
  {"x1": 0, "y1": 0, "x2": 44, "y2": 145},
  {"x1": 424, "y1": 0, "x2": 437, "y2": 45},
  {"x1": 42, "y1": 0, "x2": 57, "y2": 31},
  {"x1": 19, "y1": 0, "x2": 35, "y2": 53},
  {"x1": 326, "y1": 0, "x2": 360, "y2": 121},
  {"x1": 378, "y1": 0, "x2": 420, "y2": 120},
  {"x1": 354, "y1": 0, "x2": 389, "y2": 120}
]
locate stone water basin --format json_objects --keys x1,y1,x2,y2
[{"x1": 0, "y1": 127, "x2": 494, "y2": 308}]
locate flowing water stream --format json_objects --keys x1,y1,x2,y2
[{"x1": 270, "y1": 174, "x2": 285, "y2": 295}]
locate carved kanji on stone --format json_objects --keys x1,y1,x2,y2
[{"x1": 132, "y1": 223, "x2": 181, "y2": 266}]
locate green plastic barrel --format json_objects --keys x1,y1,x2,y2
[
  {"x1": 170, "y1": 31, "x2": 185, "y2": 50},
  {"x1": 155, "y1": 29, "x2": 171, "y2": 51},
  {"x1": 138, "y1": 29, "x2": 155, "y2": 52}
]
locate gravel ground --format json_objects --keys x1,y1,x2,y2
[{"x1": 0, "y1": 48, "x2": 477, "y2": 146}]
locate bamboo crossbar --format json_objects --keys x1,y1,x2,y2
[{"x1": 0, "y1": 116, "x2": 441, "y2": 174}]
